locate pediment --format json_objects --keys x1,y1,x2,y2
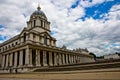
[{"x1": 40, "y1": 32, "x2": 52, "y2": 39}]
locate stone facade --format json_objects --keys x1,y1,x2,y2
[
  {"x1": 0, "y1": 5, "x2": 94, "y2": 73},
  {"x1": 104, "y1": 53, "x2": 120, "y2": 60}
]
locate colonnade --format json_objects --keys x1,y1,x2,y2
[{"x1": 1, "y1": 48, "x2": 80, "y2": 68}]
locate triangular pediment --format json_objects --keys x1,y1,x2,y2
[{"x1": 40, "y1": 32, "x2": 52, "y2": 38}]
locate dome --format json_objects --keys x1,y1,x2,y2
[{"x1": 31, "y1": 5, "x2": 47, "y2": 19}]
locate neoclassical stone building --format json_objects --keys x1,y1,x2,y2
[{"x1": 0, "y1": 5, "x2": 94, "y2": 73}]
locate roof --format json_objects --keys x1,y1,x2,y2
[{"x1": 31, "y1": 5, "x2": 47, "y2": 19}]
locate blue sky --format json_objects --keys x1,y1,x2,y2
[
  {"x1": 0, "y1": 0, "x2": 120, "y2": 56},
  {"x1": 83, "y1": 0, "x2": 120, "y2": 19},
  {"x1": 70, "y1": 0, "x2": 120, "y2": 20}
]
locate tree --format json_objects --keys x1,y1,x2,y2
[{"x1": 89, "y1": 52, "x2": 96, "y2": 60}]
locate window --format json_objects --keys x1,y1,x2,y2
[
  {"x1": 31, "y1": 21, "x2": 32, "y2": 27},
  {"x1": 3, "y1": 47, "x2": 4, "y2": 51},
  {"x1": 44, "y1": 22, "x2": 45, "y2": 28},
  {"x1": 33, "y1": 34, "x2": 36, "y2": 41},
  {"x1": 15, "y1": 42, "x2": 18, "y2": 45},
  {"x1": 5, "y1": 46, "x2": 7, "y2": 50},
  {"x1": 39, "y1": 36, "x2": 41, "y2": 42},
  {"x1": 12, "y1": 43, "x2": 14, "y2": 47},
  {"x1": 41, "y1": 20, "x2": 43, "y2": 27},
  {"x1": 23, "y1": 33, "x2": 26, "y2": 42},
  {"x1": 9, "y1": 45, "x2": 10, "y2": 48},
  {"x1": 34, "y1": 20, "x2": 36, "y2": 27},
  {"x1": 44, "y1": 35, "x2": 47, "y2": 45}
]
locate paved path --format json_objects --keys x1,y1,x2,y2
[
  {"x1": 0, "y1": 78, "x2": 48, "y2": 80},
  {"x1": 0, "y1": 70, "x2": 120, "y2": 80}
]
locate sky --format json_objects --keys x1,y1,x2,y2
[{"x1": 0, "y1": 0, "x2": 120, "y2": 56}]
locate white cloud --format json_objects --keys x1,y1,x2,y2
[
  {"x1": 68, "y1": 5, "x2": 85, "y2": 21},
  {"x1": 0, "y1": 0, "x2": 120, "y2": 56},
  {"x1": 80, "y1": 0, "x2": 104, "y2": 7}
]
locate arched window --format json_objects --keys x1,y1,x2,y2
[{"x1": 44, "y1": 35, "x2": 47, "y2": 45}]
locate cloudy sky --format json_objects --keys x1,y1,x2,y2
[{"x1": 0, "y1": 0, "x2": 120, "y2": 56}]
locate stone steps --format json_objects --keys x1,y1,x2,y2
[{"x1": 34, "y1": 60, "x2": 120, "y2": 72}]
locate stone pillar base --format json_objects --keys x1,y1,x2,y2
[
  {"x1": 43, "y1": 64, "x2": 48, "y2": 66},
  {"x1": 36, "y1": 64, "x2": 41, "y2": 67},
  {"x1": 49, "y1": 64, "x2": 53, "y2": 66}
]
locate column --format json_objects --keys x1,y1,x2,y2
[
  {"x1": 66, "y1": 54, "x2": 68, "y2": 64},
  {"x1": 58, "y1": 53, "x2": 62, "y2": 65},
  {"x1": 78, "y1": 56, "x2": 80, "y2": 63},
  {"x1": 49, "y1": 52, "x2": 53, "y2": 66},
  {"x1": 6, "y1": 54, "x2": 8, "y2": 67},
  {"x1": 62, "y1": 53, "x2": 65, "y2": 65},
  {"x1": 68, "y1": 54, "x2": 71, "y2": 64},
  {"x1": 36, "y1": 49, "x2": 41, "y2": 66},
  {"x1": 19, "y1": 50, "x2": 23, "y2": 66},
  {"x1": 2, "y1": 55, "x2": 5, "y2": 68},
  {"x1": 72, "y1": 55, "x2": 74, "y2": 63},
  {"x1": 43, "y1": 51, "x2": 47, "y2": 66},
  {"x1": 9, "y1": 53, "x2": 13, "y2": 67},
  {"x1": 75, "y1": 56, "x2": 77, "y2": 63},
  {"x1": 71, "y1": 55, "x2": 73, "y2": 64},
  {"x1": 73, "y1": 55, "x2": 75, "y2": 64},
  {"x1": 76, "y1": 56, "x2": 78, "y2": 63},
  {"x1": 14, "y1": 52, "x2": 17, "y2": 67},
  {"x1": 25, "y1": 48, "x2": 30, "y2": 66},
  {"x1": 54, "y1": 52, "x2": 57, "y2": 66},
  {"x1": 74, "y1": 56, "x2": 76, "y2": 63}
]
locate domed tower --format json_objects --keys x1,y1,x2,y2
[
  {"x1": 26, "y1": 4, "x2": 50, "y2": 34},
  {"x1": 25, "y1": 4, "x2": 56, "y2": 47}
]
